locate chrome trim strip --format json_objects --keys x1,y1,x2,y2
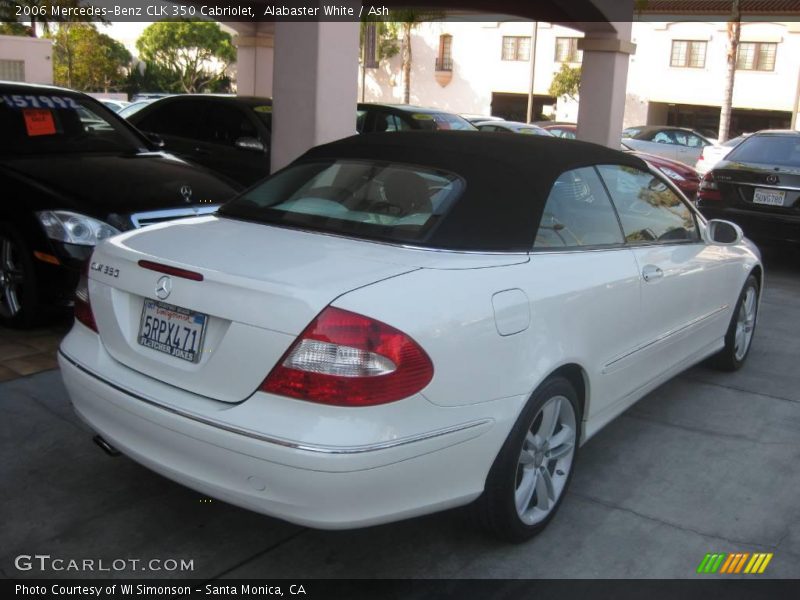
[
  {"x1": 130, "y1": 205, "x2": 220, "y2": 229},
  {"x1": 728, "y1": 181, "x2": 800, "y2": 192},
  {"x1": 60, "y1": 352, "x2": 491, "y2": 454},
  {"x1": 603, "y1": 304, "x2": 729, "y2": 373}
]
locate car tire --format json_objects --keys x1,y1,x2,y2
[
  {"x1": 0, "y1": 224, "x2": 41, "y2": 329},
  {"x1": 707, "y1": 274, "x2": 759, "y2": 372},
  {"x1": 474, "y1": 376, "x2": 580, "y2": 542}
]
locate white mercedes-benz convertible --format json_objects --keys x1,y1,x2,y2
[{"x1": 59, "y1": 132, "x2": 762, "y2": 541}]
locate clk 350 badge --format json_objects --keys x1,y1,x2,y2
[{"x1": 90, "y1": 262, "x2": 119, "y2": 278}]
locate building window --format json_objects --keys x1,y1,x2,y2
[
  {"x1": 0, "y1": 60, "x2": 25, "y2": 82},
  {"x1": 555, "y1": 37, "x2": 582, "y2": 63},
  {"x1": 737, "y1": 42, "x2": 776, "y2": 71},
  {"x1": 436, "y1": 34, "x2": 452, "y2": 71},
  {"x1": 501, "y1": 36, "x2": 531, "y2": 61},
  {"x1": 670, "y1": 40, "x2": 707, "y2": 68},
  {"x1": 362, "y1": 22, "x2": 379, "y2": 68}
]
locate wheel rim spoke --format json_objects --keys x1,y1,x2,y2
[
  {"x1": 547, "y1": 425, "x2": 575, "y2": 460},
  {"x1": 515, "y1": 468, "x2": 537, "y2": 514},
  {"x1": 734, "y1": 287, "x2": 757, "y2": 360},
  {"x1": 1, "y1": 239, "x2": 14, "y2": 271},
  {"x1": 536, "y1": 397, "x2": 561, "y2": 440},
  {"x1": 535, "y1": 467, "x2": 555, "y2": 511},
  {"x1": 1, "y1": 283, "x2": 21, "y2": 316}
]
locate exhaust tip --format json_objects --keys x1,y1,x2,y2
[{"x1": 93, "y1": 435, "x2": 121, "y2": 457}]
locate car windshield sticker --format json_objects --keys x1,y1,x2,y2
[
  {"x1": 411, "y1": 113, "x2": 434, "y2": 120},
  {"x1": 2, "y1": 94, "x2": 79, "y2": 109},
  {"x1": 254, "y1": 105, "x2": 272, "y2": 113},
  {"x1": 23, "y1": 108, "x2": 57, "y2": 137}
]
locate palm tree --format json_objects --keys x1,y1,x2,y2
[{"x1": 718, "y1": 0, "x2": 742, "y2": 143}]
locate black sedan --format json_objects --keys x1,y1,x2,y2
[
  {"x1": 0, "y1": 82, "x2": 240, "y2": 327},
  {"x1": 697, "y1": 130, "x2": 800, "y2": 246},
  {"x1": 127, "y1": 95, "x2": 272, "y2": 186}
]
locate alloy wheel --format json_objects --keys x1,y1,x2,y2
[
  {"x1": 515, "y1": 394, "x2": 577, "y2": 525},
  {"x1": 0, "y1": 235, "x2": 24, "y2": 319},
  {"x1": 734, "y1": 286, "x2": 757, "y2": 361}
]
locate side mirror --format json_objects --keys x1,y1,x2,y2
[
  {"x1": 146, "y1": 132, "x2": 165, "y2": 148},
  {"x1": 235, "y1": 137, "x2": 266, "y2": 153},
  {"x1": 705, "y1": 219, "x2": 743, "y2": 245}
]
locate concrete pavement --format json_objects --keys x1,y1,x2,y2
[{"x1": 1, "y1": 253, "x2": 798, "y2": 580}]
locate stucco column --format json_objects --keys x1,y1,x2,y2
[
  {"x1": 271, "y1": 21, "x2": 359, "y2": 171},
  {"x1": 576, "y1": 23, "x2": 636, "y2": 148},
  {"x1": 234, "y1": 33, "x2": 274, "y2": 98}
]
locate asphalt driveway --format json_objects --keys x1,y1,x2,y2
[{"x1": 2, "y1": 251, "x2": 799, "y2": 580}]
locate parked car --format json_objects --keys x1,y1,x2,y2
[
  {"x1": 461, "y1": 114, "x2": 504, "y2": 125},
  {"x1": 128, "y1": 95, "x2": 272, "y2": 186},
  {"x1": 98, "y1": 99, "x2": 130, "y2": 113},
  {"x1": 357, "y1": 103, "x2": 476, "y2": 133},
  {"x1": 535, "y1": 122, "x2": 577, "y2": 139},
  {"x1": 59, "y1": 131, "x2": 761, "y2": 541},
  {"x1": 0, "y1": 82, "x2": 240, "y2": 327},
  {"x1": 117, "y1": 99, "x2": 157, "y2": 120},
  {"x1": 627, "y1": 150, "x2": 701, "y2": 201},
  {"x1": 697, "y1": 130, "x2": 800, "y2": 246},
  {"x1": 695, "y1": 134, "x2": 750, "y2": 175},
  {"x1": 474, "y1": 120, "x2": 553, "y2": 136},
  {"x1": 622, "y1": 126, "x2": 713, "y2": 166}
]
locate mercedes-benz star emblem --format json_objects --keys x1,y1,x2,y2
[
  {"x1": 155, "y1": 276, "x2": 172, "y2": 300},
  {"x1": 766, "y1": 174, "x2": 779, "y2": 185},
  {"x1": 180, "y1": 185, "x2": 193, "y2": 203}
]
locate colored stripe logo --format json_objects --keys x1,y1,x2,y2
[{"x1": 697, "y1": 552, "x2": 773, "y2": 574}]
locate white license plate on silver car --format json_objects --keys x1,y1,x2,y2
[
  {"x1": 753, "y1": 188, "x2": 785, "y2": 206},
  {"x1": 137, "y1": 299, "x2": 207, "y2": 363}
]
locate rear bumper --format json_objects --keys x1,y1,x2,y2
[
  {"x1": 58, "y1": 327, "x2": 522, "y2": 529},
  {"x1": 698, "y1": 205, "x2": 800, "y2": 245}
]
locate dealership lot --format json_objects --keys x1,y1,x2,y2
[{"x1": 1, "y1": 251, "x2": 798, "y2": 580}]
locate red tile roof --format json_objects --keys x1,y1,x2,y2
[{"x1": 641, "y1": 0, "x2": 800, "y2": 15}]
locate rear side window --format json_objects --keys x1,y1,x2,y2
[
  {"x1": 535, "y1": 167, "x2": 624, "y2": 249},
  {"x1": 412, "y1": 112, "x2": 476, "y2": 131},
  {"x1": 726, "y1": 135, "x2": 800, "y2": 168},
  {"x1": 597, "y1": 165, "x2": 699, "y2": 244},
  {"x1": 219, "y1": 160, "x2": 464, "y2": 244}
]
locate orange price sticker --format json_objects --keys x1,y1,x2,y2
[{"x1": 23, "y1": 108, "x2": 57, "y2": 137}]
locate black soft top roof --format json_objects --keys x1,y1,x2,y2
[{"x1": 297, "y1": 132, "x2": 646, "y2": 252}]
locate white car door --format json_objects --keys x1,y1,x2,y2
[
  {"x1": 597, "y1": 164, "x2": 733, "y2": 388},
  {"x1": 673, "y1": 130, "x2": 708, "y2": 166},
  {"x1": 530, "y1": 166, "x2": 643, "y2": 426}
]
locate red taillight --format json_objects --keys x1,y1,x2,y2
[
  {"x1": 74, "y1": 260, "x2": 98, "y2": 333},
  {"x1": 261, "y1": 307, "x2": 434, "y2": 407},
  {"x1": 698, "y1": 171, "x2": 722, "y2": 201},
  {"x1": 138, "y1": 260, "x2": 203, "y2": 281}
]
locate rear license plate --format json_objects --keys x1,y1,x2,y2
[
  {"x1": 752, "y1": 187, "x2": 785, "y2": 206},
  {"x1": 137, "y1": 299, "x2": 207, "y2": 363}
]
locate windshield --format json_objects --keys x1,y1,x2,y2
[
  {"x1": 219, "y1": 159, "x2": 465, "y2": 244},
  {"x1": 411, "y1": 112, "x2": 476, "y2": 131},
  {"x1": 726, "y1": 135, "x2": 800, "y2": 168},
  {"x1": 0, "y1": 93, "x2": 146, "y2": 155}
]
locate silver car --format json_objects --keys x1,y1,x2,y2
[{"x1": 622, "y1": 126, "x2": 712, "y2": 166}]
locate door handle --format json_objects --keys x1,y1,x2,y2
[
  {"x1": 193, "y1": 147, "x2": 211, "y2": 155},
  {"x1": 642, "y1": 265, "x2": 664, "y2": 282}
]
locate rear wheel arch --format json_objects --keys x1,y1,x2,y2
[
  {"x1": 750, "y1": 264, "x2": 763, "y2": 294},
  {"x1": 548, "y1": 363, "x2": 588, "y2": 436}
]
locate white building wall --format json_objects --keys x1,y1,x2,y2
[
  {"x1": 360, "y1": 20, "x2": 800, "y2": 127},
  {"x1": 0, "y1": 35, "x2": 53, "y2": 84},
  {"x1": 629, "y1": 21, "x2": 800, "y2": 113},
  {"x1": 359, "y1": 21, "x2": 584, "y2": 116}
]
